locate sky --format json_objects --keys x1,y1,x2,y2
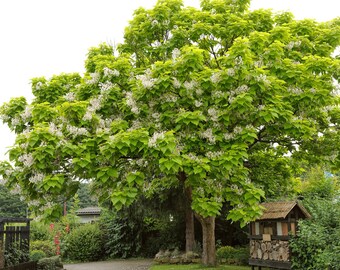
[{"x1": 0, "y1": 0, "x2": 339, "y2": 161}]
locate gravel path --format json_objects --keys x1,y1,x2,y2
[{"x1": 64, "y1": 259, "x2": 153, "y2": 270}]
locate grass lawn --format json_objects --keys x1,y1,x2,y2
[{"x1": 150, "y1": 264, "x2": 254, "y2": 270}]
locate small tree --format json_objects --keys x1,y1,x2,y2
[{"x1": 1, "y1": 0, "x2": 340, "y2": 265}]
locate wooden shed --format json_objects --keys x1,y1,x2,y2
[{"x1": 249, "y1": 201, "x2": 311, "y2": 270}]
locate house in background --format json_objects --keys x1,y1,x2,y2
[{"x1": 76, "y1": 206, "x2": 101, "y2": 223}]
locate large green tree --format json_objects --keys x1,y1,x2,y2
[
  {"x1": 1, "y1": 0, "x2": 340, "y2": 265},
  {"x1": 0, "y1": 184, "x2": 27, "y2": 217}
]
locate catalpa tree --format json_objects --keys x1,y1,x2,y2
[{"x1": 1, "y1": 0, "x2": 340, "y2": 265}]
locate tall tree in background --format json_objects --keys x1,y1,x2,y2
[
  {"x1": 0, "y1": 184, "x2": 27, "y2": 217},
  {"x1": 1, "y1": 0, "x2": 340, "y2": 265}
]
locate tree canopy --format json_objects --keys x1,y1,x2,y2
[{"x1": 0, "y1": 0, "x2": 339, "y2": 265}]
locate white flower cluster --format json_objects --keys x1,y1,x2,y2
[
  {"x1": 86, "y1": 72, "x2": 100, "y2": 85},
  {"x1": 10, "y1": 184, "x2": 22, "y2": 195},
  {"x1": 255, "y1": 74, "x2": 270, "y2": 85},
  {"x1": 288, "y1": 86, "x2": 303, "y2": 95},
  {"x1": 235, "y1": 56, "x2": 243, "y2": 67},
  {"x1": 231, "y1": 184, "x2": 243, "y2": 195},
  {"x1": 224, "y1": 125, "x2": 252, "y2": 141},
  {"x1": 151, "y1": 19, "x2": 158, "y2": 26},
  {"x1": 99, "y1": 81, "x2": 114, "y2": 94},
  {"x1": 0, "y1": 114, "x2": 9, "y2": 122},
  {"x1": 143, "y1": 182, "x2": 152, "y2": 193},
  {"x1": 28, "y1": 200, "x2": 40, "y2": 207},
  {"x1": 258, "y1": 105, "x2": 265, "y2": 111},
  {"x1": 49, "y1": 123, "x2": 63, "y2": 137},
  {"x1": 21, "y1": 106, "x2": 32, "y2": 122},
  {"x1": 212, "y1": 90, "x2": 227, "y2": 99},
  {"x1": 152, "y1": 113, "x2": 161, "y2": 122},
  {"x1": 148, "y1": 131, "x2": 165, "y2": 148},
  {"x1": 39, "y1": 202, "x2": 55, "y2": 212},
  {"x1": 206, "y1": 151, "x2": 223, "y2": 159},
  {"x1": 5, "y1": 169, "x2": 13, "y2": 176},
  {"x1": 172, "y1": 48, "x2": 181, "y2": 60},
  {"x1": 211, "y1": 72, "x2": 222, "y2": 84},
  {"x1": 162, "y1": 93, "x2": 178, "y2": 103},
  {"x1": 0, "y1": 178, "x2": 6, "y2": 185},
  {"x1": 20, "y1": 143, "x2": 28, "y2": 150},
  {"x1": 254, "y1": 60, "x2": 263, "y2": 68},
  {"x1": 64, "y1": 92, "x2": 76, "y2": 102},
  {"x1": 228, "y1": 85, "x2": 249, "y2": 103},
  {"x1": 66, "y1": 125, "x2": 89, "y2": 136},
  {"x1": 96, "y1": 118, "x2": 113, "y2": 134},
  {"x1": 148, "y1": 131, "x2": 165, "y2": 147},
  {"x1": 127, "y1": 120, "x2": 143, "y2": 131},
  {"x1": 322, "y1": 105, "x2": 337, "y2": 112},
  {"x1": 83, "y1": 95, "x2": 105, "y2": 121},
  {"x1": 208, "y1": 108, "x2": 219, "y2": 122},
  {"x1": 227, "y1": 68, "x2": 236, "y2": 77},
  {"x1": 35, "y1": 81, "x2": 44, "y2": 90},
  {"x1": 195, "y1": 100, "x2": 203, "y2": 107},
  {"x1": 224, "y1": 132, "x2": 234, "y2": 140},
  {"x1": 18, "y1": 153, "x2": 34, "y2": 167},
  {"x1": 29, "y1": 173, "x2": 45, "y2": 184},
  {"x1": 286, "y1": 40, "x2": 302, "y2": 50},
  {"x1": 11, "y1": 117, "x2": 21, "y2": 127},
  {"x1": 90, "y1": 95, "x2": 104, "y2": 111},
  {"x1": 136, "y1": 69, "x2": 156, "y2": 89},
  {"x1": 136, "y1": 159, "x2": 149, "y2": 168},
  {"x1": 187, "y1": 153, "x2": 200, "y2": 162},
  {"x1": 126, "y1": 92, "x2": 140, "y2": 114},
  {"x1": 184, "y1": 80, "x2": 197, "y2": 91},
  {"x1": 200, "y1": 128, "x2": 216, "y2": 144},
  {"x1": 331, "y1": 87, "x2": 340, "y2": 97},
  {"x1": 173, "y1": 78, "x2": 181, "y2": 89},
  {"x1": 151, "y1": 40, "x2": 162, "y2": 48},
  {"x1": 195, "y1": 88, "x2": 203, "y2": 96},
  {"x1": 103, "y1": 67, "x2": 120, "y2": 78}
]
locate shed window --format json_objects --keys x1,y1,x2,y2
[
  {"x1": 277, "y1": 222, "x2": 283, "y2": 236},
  {"x1": 255, "y1": 222, "x2": 260, "y2": 235}
]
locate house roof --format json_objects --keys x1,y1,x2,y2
[
  {"x1": 76, "y1": 206, "x2": 101, "y2": 215},
  {"x1": 258, "y1": 201, "x2": 311, "y2": 220}
]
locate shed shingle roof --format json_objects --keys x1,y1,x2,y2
[
  {"x1": 76, "y1": 206, "x2": 101, "y2": 215},
  {"x1": 258, "y1": 201, "x2": 311, "y2": 220}
]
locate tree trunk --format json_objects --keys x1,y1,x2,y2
[
  {"x1": 185, "y1": 206, "x2": 195, "y2": 252},
  {"x1": 196, "y1": 214, "x2": 217, "y2": 266},
  {"x1": 178, "y1": 172, "x2": 195, "y2": 253}
]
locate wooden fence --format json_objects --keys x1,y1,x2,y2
[
  {"x1": 0, "y1": 261, "x2": 37, "y2": 270},
  {"x1": 0, "y1": 218, "x2": 32, "y2": 269}
]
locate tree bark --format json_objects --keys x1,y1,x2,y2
[
  {"x1": 185, "y1": 204, "x2": 195, "y2": 252},
  {"x1": 196, "y1": 214, "x2": 217, "y2": 266},
  {"x1": 178, "y1": 171, "x2": 195, "y2": 253}
]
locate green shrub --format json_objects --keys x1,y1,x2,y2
[
  {"x1": 30, "y1": 250, "x2": 47, "y2": 261},
  {"x1": 31, "y1": 222, "x2": 51, "y2": 241},
  {"x1": 217, "y1": 246, "x2": 249, "y2": 265},
  {"x1": 290, "y1": 198, "x2": 340, "y2": 269},
  {"x1": 4, "y1": 242, "x2": 29, "y2": 267},
  {"x1": 31, "y1": 240, "x2": 55, "y2": 257},
  {"x1": 100, "y1": 211, "x2": 144, "y2": 258},
  {"x1": 64, "y1": 223, "x2": 103, "y2": 261},
  {"x1": 37, "y1": 256, "x2": 63, "y2": 270},
  {"x1": 217, "y1": 246, "x2": 236, "y2": 261}
]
